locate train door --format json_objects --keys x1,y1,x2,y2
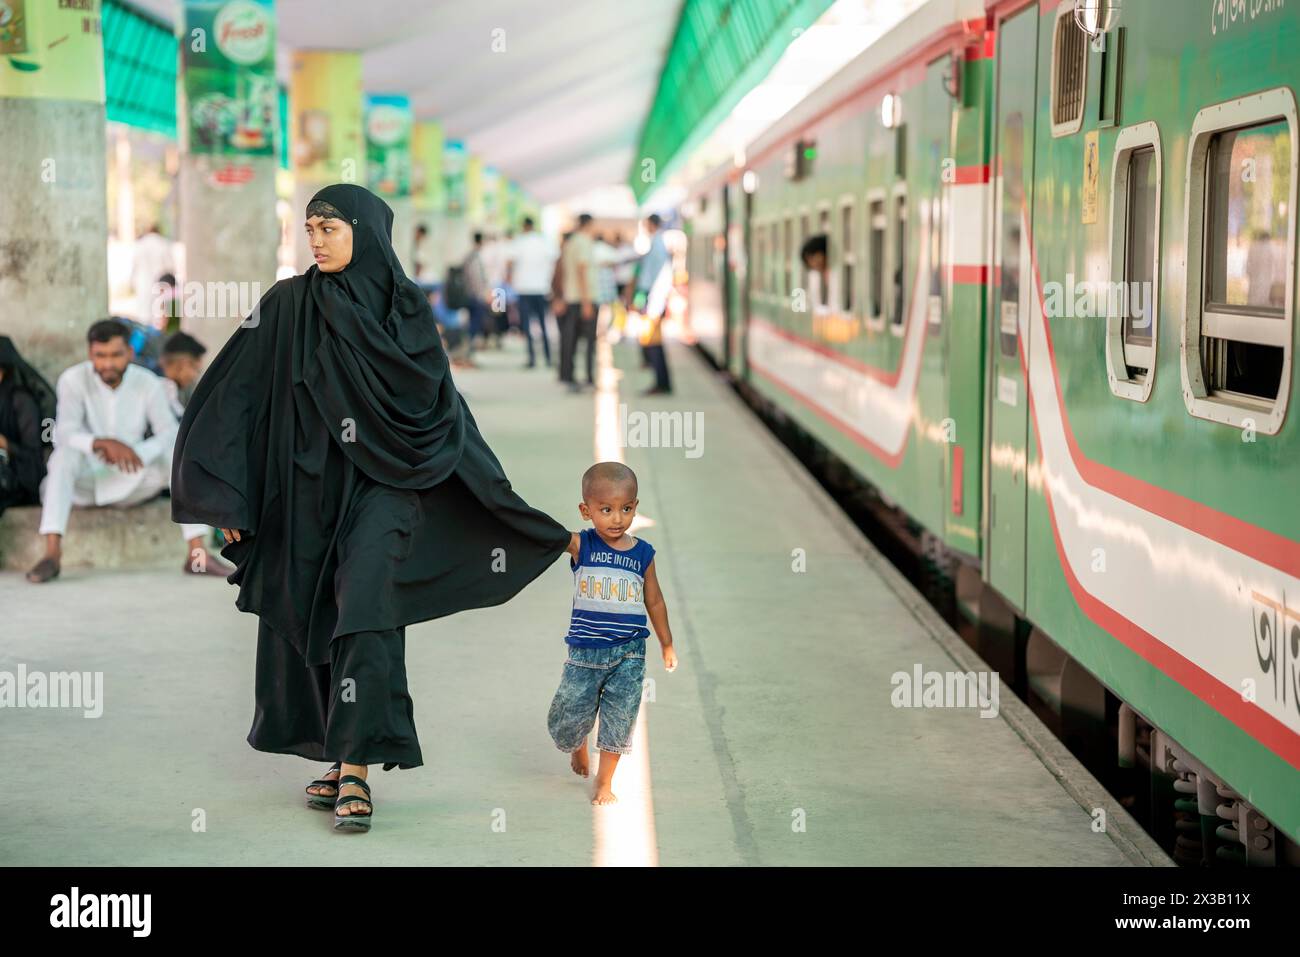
[
  {"x1": 722, "y1": 183, "x2": 734, "y2": 370},
  {"x1": 737, "y1": 186, "x2": 751, "y2": 379},
  {"x1": 985, "y1": 4, "x2": 1038, "y2": 609}
]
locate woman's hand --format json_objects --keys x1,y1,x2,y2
[{"x1": 220, "y1": 528, "x2": 242, "y2": 543}]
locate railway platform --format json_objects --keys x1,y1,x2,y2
[{"x1": 0, "y1": 334, "x2": 1169, "y2": 866}]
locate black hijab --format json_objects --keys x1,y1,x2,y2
[
  {"x1": 172, "y1": 184, "x2": 570, "y2": 662},
  {"x1": 301, "y1": 184, "x2": 465, "y2": 489}
]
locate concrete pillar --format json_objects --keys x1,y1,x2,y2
[
  {"x1": 176, "y1": 0, "x2": 279, "y2": 357},
  {"x1": 177, "y1": 156, "x2": 277, "y2": 355},
  {"x1": 289, "y1": 50, "x2": 363, "y2": 273},
  {"x1": 0, "y1": 2, "x2": 109, "y2": 382}
]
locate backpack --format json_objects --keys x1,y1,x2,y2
[
  {"x1": 443, "y1": 265, "x2": 470, "y2": 310},
  {"x1": 120, "y1": 317, "x2": 165, "y2": 374}
]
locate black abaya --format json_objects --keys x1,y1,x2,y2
[
  {"x1": 170, "y1": 184, "x2": 571, "y2": 769},
  {"x1": 0, "y1": 336, "x2": 52, "y2": 516}
]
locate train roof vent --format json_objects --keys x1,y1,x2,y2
[{"x1": 1051, "y1": 8, "x2": 1089, "y2": 137}]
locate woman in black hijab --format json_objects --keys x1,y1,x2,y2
[
  {"x1": 171, "y1": 184, "x2": 572, "y2": 832},
  {"x1": 0, "y1": 336, "x2": 53, "y2": 518}
]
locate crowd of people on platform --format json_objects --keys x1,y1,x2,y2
[
  {"x1": 423, "y1": 212, "x2": 676, "y2": 395},
  {"x1": 1, "y1": 212, "x2": 677, "y2": 585}
]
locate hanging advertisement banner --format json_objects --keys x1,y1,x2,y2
[
  {"x1": 443, "y1": 140, "x2": 467, "y2": 216},
  {"x1": 412, "y1": 120, "x2": 444, "y2": 212},
  {"x1": 497, "y1": 176, "x2": 512, "y2": 230},
  {"x1": 482, "y1": 164, "x2": 501, "y2": 226},
  {"x1": 0, "y1": 0, "x2": 104, "y2": 102},
  {"x1": 290, "y1": 50, "x2": 362, "y2": 184},
  {"x1": 179, "y1": 0, "x2": 277, "y2": 156},
  {"x1": 364, "y1": 93, "x2": 412, "y2": 198},
  {"x1": 466, "y1": 154, "x2": 484, "y2": 224},
  {"x1": 506, "y1": 181, "x2": 521, "y2": 229}
]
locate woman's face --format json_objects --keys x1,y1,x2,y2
[{"x1": 305, "y1": 216, "x2": 354, "y2": 272}]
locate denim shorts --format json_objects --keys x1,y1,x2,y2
[{"x1": 547, "y1": 638, "x2": 646, "y2": 755}]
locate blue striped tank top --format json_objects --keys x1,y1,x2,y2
[{"x1": 565, "y1": 528, "x2": 656, "y2": 647}]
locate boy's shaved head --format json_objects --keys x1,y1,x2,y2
[{"x1": 582, "y1": 461, "x2": 638, "y2": 500}]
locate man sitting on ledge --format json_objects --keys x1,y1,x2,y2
[{"x1": 26, "y1": 319, "x2": 234, "y2": 584}]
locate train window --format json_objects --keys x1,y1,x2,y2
[
  {"x1": 1106, "y1": 122, "x2": 1161, "y2": 401},
  {"x1": 1050, "y1": 7, "x2": 1088, "y2": 137},
  {"x1": 1183, "y1": 88, "x2": 1297, "y2": 434},
  {"x1": 889, "y1": 187, "x2": 908, "y2": 333},
  {"x1": 816, "y1": 203, "x2": 832, "y2": 307},
  {"x1": 770, "y1": 221, "x2": 777, "y2": 295},
  {"x1": 770, "y1": 221, "x2": 779, "y2": 298},
  {"x1": 927, "y1": 194, "x2": 943, "y2": 327},
  {"x1": 997, "y1": 113, "x2": 1026, "y2": 359},
  {"x1": 755, "y1": 225, "x2": 766, "y2": 295},
  {"x1": 866, "y1": 193, "x2": 886, "y2": 329},
  {"x1": 800, "y1": 211, "x2": 811, "y2": 296},
  {"x1": 840, "y1": 199, "x2": 856, "y2": 314},
  {"x1": 784, "y1": 216, "x2": 794, "y2": 299}
]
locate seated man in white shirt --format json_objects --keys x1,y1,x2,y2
[{"x1": 26, "y1": 319, "x2": 233, "y2": 584}]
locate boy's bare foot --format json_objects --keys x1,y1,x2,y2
[
  {"x1": 592, "y1": 749, "x2": 621, "y2": 802},
  {"x1": 570, "y1": 747, "x2": 589, "y2": 777}
]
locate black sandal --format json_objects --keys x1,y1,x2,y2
[
  {"x1": 305, "y1": 762, "x2": 342, "y2": 810},
  {"x1": 333, "y1": 775, "x2": 372, "y2": 832}
]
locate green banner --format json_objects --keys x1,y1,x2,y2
[
  {"x1": 443, "y1": 140, "x2": 466, "y2": 216},
  {"x1": 364, "y1": 93, "x2": 411, "y2": 198},
  {"x1": 482, "y1": 165, "x2": 501, "y2": 225},
  {"x1": 180, "y1": 0, "x2": 277, "y2": 156},
  {"x1": 466, "y1": 154, "x2": 483, "y2": 223}
]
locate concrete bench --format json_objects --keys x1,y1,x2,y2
[{"x1": 0, "y1": 497, "x2": 197, "y2": 572}]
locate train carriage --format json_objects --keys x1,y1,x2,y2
[{"x1": 686, "y1": 0, "x2": 1300, "y2": 860}]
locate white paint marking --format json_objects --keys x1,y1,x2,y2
[{"x1": 591, "y1": 336, "x2": 659, "y2": 867}]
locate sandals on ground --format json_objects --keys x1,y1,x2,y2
[
  {"x1": 333, "y1": 775, "x2": 373, "y2": 833},
  {"x1": 305, "y1": 761, "x2": 342, "y2": 810}
]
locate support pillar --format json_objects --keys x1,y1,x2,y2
[{"x1": 0, "y1": 0, "x2": 109, "y2": 381}]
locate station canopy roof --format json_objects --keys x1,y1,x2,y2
[{"x1": 123, "y1": 0, "x2": 681, "y2": 204}]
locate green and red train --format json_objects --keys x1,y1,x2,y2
[{"x1": 684, "y1": 0, "x2": 1300, "y2": 862}]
